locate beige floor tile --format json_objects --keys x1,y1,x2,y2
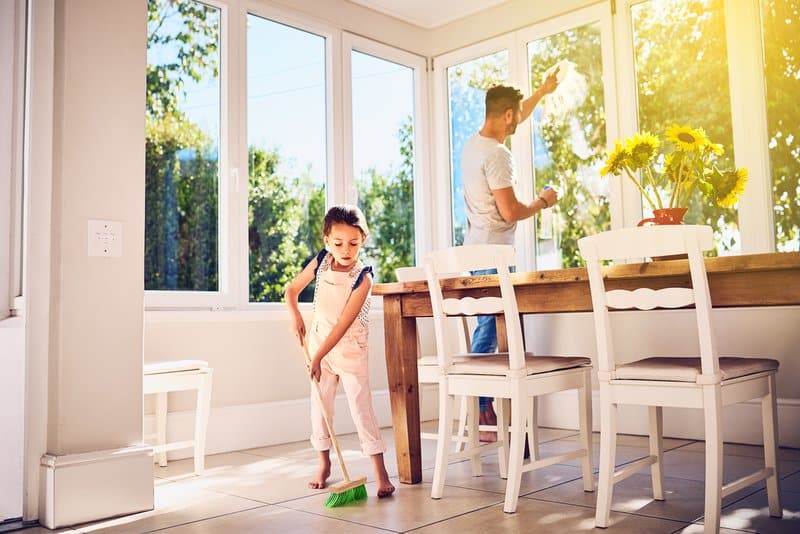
[
  {"x1": 280, "y1": 477, "x2": 503, "y2": 532},
  {"x1": 411, "y1": 496, "x2": 691, "y2": 533},
  {"x1": 563, "y1": 431, "x2": 695, "y2": 450},
  {"x1": 153, "y1": 451, "x2": 272, "y2": 481},
  {"x1": 660, "y1": 449, "x2": 800, "y2": 487},
  {"x1": 157, "y1": 504, "x2": 391, "y2": 533},
  {"x1": 672, "y1": 525, "x2": 754, "y2": 533},
  {"x1": 528, "y1": 471, "x2": 755, "y2": 523},
  {"x1": 537, "y1": 438, "x2": 646, "y2": 471},
  {"x1": 72, "y1": 481, "x2": 263, "y2": 533},
  {"x1": 680, "y1": 442, "x2": 800, "y2": 462},
  {"x1": 421, "y1": 453, "x2": 586, "y2": 496},
  {"x1": 782, "y1": 470, "x2": 800, "y2": 493},
  {"x1": 708, "y1": 488, "x2": 800, "y2": 533},
  {"x1": 164, "y1": 454, "x2": 358, "y2": 505}
]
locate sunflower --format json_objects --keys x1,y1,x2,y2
[
  {"x1": 665, "y1": 124, "x2": 709, "y2": 151},
  {"x1": 600, "y1": 141, "x2": 629, "y2": 176},
  {"x1": 713, "y1": 168, "x2": 748, "y2": 208},
  {"x1": 624, "y1": 132, "x2": 660, "y2": 170}
]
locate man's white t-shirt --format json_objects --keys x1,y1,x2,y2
[{"x1": 461, "y1": 133, "x2": 517, "y2": 245}]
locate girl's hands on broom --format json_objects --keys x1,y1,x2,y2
[{"x1": 308, "y1": 354, "x2": 322, "y2": 382}]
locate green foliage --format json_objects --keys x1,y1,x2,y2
[
  {"x1": 631, "y1": 0, "x2": 736, "y2": 253},
  {"x1": 357, "y1": 117, "x2": 416, "y2": 283},
  {"x1": 763, "y1": 0, "x2": 800, "y2": 251},
  {"x1": 529, "y1": 22, "x2": 610, "y2": 267},
  {"x1": 248, "y1": 147, "x2": 325, "y2": 303},
  {"x1": 147, "y1": 0, "x2": 219, "y2": 118},
  {"x1": 145, "y1": 114, "x2": 218, "y2": 290}
]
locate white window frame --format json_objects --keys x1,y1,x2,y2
[
  {"x1": 145, "y1": 0, "x2": 236, "y2": 309},
  {"x1": 432, "y1": 34, "x2": 515, "y2": 253},
  {"x1": 341, "y1": 32, "x2": 431, "y2": 265},
  {"x1": 434, "y1": 5, "x2": 618, "y2": 271},
  {"x1": 241, "y1": 1, "x2": 339, "y2": 309},
  {"x1": 515, "y1": 2, "x2": 619, "y2": 269},
  {"x1": 614, "y1": 0, "x2": 775, "y2": 251}
]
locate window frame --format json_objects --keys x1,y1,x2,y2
[
  {"x1": 341, "y1": 32, "x2": 431, "y2": 267},
  {"x1": 144, "y1": 0, "x2": 235, "y2": 309}
]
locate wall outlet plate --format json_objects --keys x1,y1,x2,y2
[{"x1": 87, "y1": 219, "x2": 122, "y2": 257}]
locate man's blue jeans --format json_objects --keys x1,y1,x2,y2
[{"x1": 469, "y1": 268, "x2": 499, "y2": 412}]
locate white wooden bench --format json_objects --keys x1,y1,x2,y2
[{"x1": 143, "y1": 360, "x2": 213, "y2": 475}]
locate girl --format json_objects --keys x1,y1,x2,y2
[{"x1": 285, "y1": 205, "x2": 395, "y2": 499}]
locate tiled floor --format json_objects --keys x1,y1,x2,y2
[{"x1": 42, "y1": 424, "x2": 800, "y2": 533}]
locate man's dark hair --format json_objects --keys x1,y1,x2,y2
[
  {"x1": 485, "y1": 85, "x2": 523, "y2": 117},
  {"x1": 323, "y1": 204, "x2": 369, "y2": 238}
]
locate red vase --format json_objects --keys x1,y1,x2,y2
[{"x1": 637, "y1": 207, "x2": 688, "y2": 227}]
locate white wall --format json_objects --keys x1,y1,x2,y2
[{"x1": 0, "y1": 317, "x2": 25, "y2": 521}]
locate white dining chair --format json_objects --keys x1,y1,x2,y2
[
  {"x1": 424, "y1": 244, "x2": 593, "y2": 513},
  {"x1": 578, "y1": 225, "x2": 782, "y2": 532},
  {"x1": 395, "y1": 266, "x2": 473, "y2": 452}
]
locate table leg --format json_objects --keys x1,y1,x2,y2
[{"x1": 382, "y1": 295, "x2": 422, "y2": 484}]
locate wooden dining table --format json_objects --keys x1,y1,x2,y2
[{"x1": 372, "y1": 251, "x2": 800, "y2": 484}]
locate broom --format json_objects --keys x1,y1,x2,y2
[{"x1": 300, "y1": 339, "x2": 368, "y2": 507}]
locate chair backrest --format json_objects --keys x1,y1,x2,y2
[
  {"x1": 578, "y1": 225, "x2": 718, "y2": 379},
  {"x1": 394, "y1": 266, "x2": 471, "y2": 354},
  {"x1": 423, "y1": 244, "x2": 526, "y2": 371}
]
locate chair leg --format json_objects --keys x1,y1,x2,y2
[
  {"x1": 762, "y1": 373, "x2": 783, "y2": 518},
  {"x1": 503, "y1": 385, "x2": 526, "y2": 513},
  {"x1": 454, "y1": 395, "x2": 468, "y2": 453},
  {"x1": 648, "y1": 405, "x2": 665, "y2": 501},
  {"x1": 467, "y1": 396, "x2": 482, "y2": 477},
  {"x1": 703, "y1": 385, "x2": 723, "y2": 533},
  {"x1": 155, "y1": 392, "x2": 168, "y2": 467},
  {"x1": 595, "y1": 384, "x2": 617, "y2": 528},
  {"x1": 497, "y1": 397, "x2": 509, "y2": 479},
  {"x1": 193, "y1": 371, "x2": 213, "y2": 475},
  {"x1": 579, "y1": 369, "x2": 594, "y2": 492},
  {"x1": 431, "y1": 382, "x2": 454, "y2": 499},
  {"x1": 527, "y1": 396, "x2": 540, "y2": 462}
]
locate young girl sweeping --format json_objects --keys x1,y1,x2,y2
[{"x1": 285, "y1": 205, "x2": 395, "y2": 499}]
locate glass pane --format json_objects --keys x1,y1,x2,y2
[
  {"x1": 145, "y1": 0, "x2": 220, "y2": 291},
  {"x1": 762, "y1": 0, "x2": 800, "y2": 252},
  {"x1": 528, "y1": 21, "x2": 609, "y2": 269},
  {"x1": 352, "y1": 51, "x2": 416, "y2": 283},
  {"x1": 632, "y1": 0, "x2": 739, "y2": 255},
  {"x1": 447, "y1": 51, "x2": 509, "y2": 245},
  {"x1": 247, "y1": 16, "x2": 327, "y2": 303}
]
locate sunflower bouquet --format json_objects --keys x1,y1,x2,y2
[{"x1": 600, "y1": 124, "x2": 748, "y2": 211}]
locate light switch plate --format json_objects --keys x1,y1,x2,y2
[{"x1": 88, "y1": 219, "x2": 122, "y2": 257}]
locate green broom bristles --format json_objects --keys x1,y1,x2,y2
[{"x1": 324, "y1": 482, "x2": 368, "y2": 508}]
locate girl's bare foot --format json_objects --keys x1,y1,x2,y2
[
  {"x1": 370, "y1": 453, "x2": 396, "y2": 498},
  {"x1": 308, "y1": 451, "x2": 331, "y2": 489}
]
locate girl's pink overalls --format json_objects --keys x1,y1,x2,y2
[{"x1": 307, "y1": 251, "x2": 385, "y2": 456}]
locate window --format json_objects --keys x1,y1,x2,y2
[
  {"x1": 761, "y1": 0, "x2": 800, "y2": 252},
  {"x1": 630, "y1": 0, "x2": 739, "y2": 255},
  {"x1": 350, "y1": 49, "x2": 417, "y2": 283},
  {"x1": 247, "y1": 15, "x2": 327, "y2": 303},
  {"x1": 145, "y1": 0, "x2": 222, "y2": 292},
  {"x1": 444, "y1": 50, "x2": 509, "y2": 246},
  {"x1": 526, "y1": 19, "x2": 611, "y2": 268}
]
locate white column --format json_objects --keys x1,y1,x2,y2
[{"x1": 35, "y1": 0, "x2": 152, "y2": 528}]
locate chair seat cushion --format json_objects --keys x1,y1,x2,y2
[
  {"x1": 144, "y1": 359, "x2": 209, "y2": 375},
  {"x1": 614, "y1": 356, "x2": 779, "y2": 382},
  {"x1": 443, "y1": 353, "x2": 591, "y2": 376}
]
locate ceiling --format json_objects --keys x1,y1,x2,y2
[{"x1": 347, "y1": 0, "x2": 511, "y2": 29}]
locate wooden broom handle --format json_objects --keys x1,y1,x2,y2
[{"x1": 301, "y1": 340, "x2": 351, "y2": 482}]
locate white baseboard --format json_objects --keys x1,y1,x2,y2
[
  {"x1": 148, "y1": 386, "x2": 798, "y2": 462},
  {"x1": 538, "y1": 390, "x2": 800, "y2": 448},
  {"x1": 39, "y1": 446, "x2": 153, "y2": 529},
  {"x1": 146, "y1": 385, "x2": 441, "y2": 461}
]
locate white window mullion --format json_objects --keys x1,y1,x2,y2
[
  {"x1": 614, "y1": 1, "x2": 645, "y2": 229},
  {"x1": 725, "y1": 0, "x2": 774, "y2": 253}
]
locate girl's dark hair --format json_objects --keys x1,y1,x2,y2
[{"x1": 323, "y1": 204, "x2": 369, "y2": 238}]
